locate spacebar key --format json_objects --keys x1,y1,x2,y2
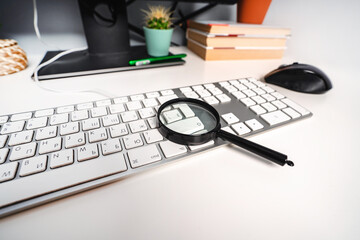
[{"x1": 0, "y1": 153, "x2": 127, "y2": 208}]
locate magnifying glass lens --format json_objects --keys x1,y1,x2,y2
[
  {"x1": 159, "y1": 102, "x2": 218, "y2": 136},
  {"x1": 157, "y1": 98, "x2": 293, "y2": 167}
]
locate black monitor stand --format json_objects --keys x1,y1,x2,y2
[{"x1": 36, "y1": 0, "x2": 184, "y2": 81}]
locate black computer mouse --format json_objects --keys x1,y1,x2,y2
[{"x1": 264, "y1": 62, "x2": 332, "y2": 94}]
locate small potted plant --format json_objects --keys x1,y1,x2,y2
[{"x1": 142, "y1": 5, "x2": 174, "y2": 57}]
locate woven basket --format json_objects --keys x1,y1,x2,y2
[{"x1": 0, "y1": 39, "x2": 28, "y2": 76}]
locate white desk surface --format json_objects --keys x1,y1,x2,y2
[
  {"x1": 1, "y1": 1, "x2": 360, "y2": 238},
  {"x1": 0, "y1": 45, "x2": 359, "y2": 239}
]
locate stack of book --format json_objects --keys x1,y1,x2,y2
[{"x1": 186, "y1": 20, "x2": 291, "y2": 61}]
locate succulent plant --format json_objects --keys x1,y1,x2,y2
[{"x1": 142, "y1": 5, "x2": 173, "y2": 30}]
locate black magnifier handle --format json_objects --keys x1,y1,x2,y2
[{"x1": 217, "y1": 130, "x2": 294, "y2": 167}]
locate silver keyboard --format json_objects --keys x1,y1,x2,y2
[{"x1": 0, "y1": 77, "x2": 312, "y2": 217}]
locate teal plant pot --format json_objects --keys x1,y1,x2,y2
[{"x1": 143, "y1": 27, "x2": 174, "y2": 57}]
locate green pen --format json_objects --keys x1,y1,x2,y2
[{"x1": 129, "y1": 54, "x2": 187, "y2": 66}]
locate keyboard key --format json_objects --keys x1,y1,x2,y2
[
  {"x1": 161, "y1": 90, "x2": 174, "y2": 96},
  {"x1": 223, "y1": 85, "x2": 238, "y2": 93},
  {"x1": 0, "y1": 153, "x2": 127, "y2": 208},
  {"x1": 88, "y1": 128, "x2": 108, "y2": 143},
  {"x1": 120, "y1": 111, "x2": 138, "y2": 122},
  {"x1": 180, "y1": 87, "x2": 192, "y2": 93},
  {"x1": 113, "y1": 96, "x2": 128, "y2": 104},
  {"x1": 129, "y1": 119, "x2": 148, "y2": 133},
  {"x1": 159, "y1": 141, "x2": 187, "y2": 158},
  {"x1": 26, "y1": 117, "x2": 48, "y2": 130},
  {"x1": 146, "y1": 92, "x2": 160, "y2": 98},
  {"x1": 157, "y1": 94, "x2": 178, "y2": 105},
  {"x1": 183, "y1": 91, "x2": 199, "y2": 99},
  {"x1": 11, "y1": 112, "x2": 32, "y2": 121},
  {"x1": 221, "y1": 113, "x2": 239, "y2": 124},
  {"x1": 231, "y1": 122, "x2": 251, "y2": 135},
  {"x1": 165, "y1": 117, "x2": 204, "y2": 135},
  {"x1": 203, "y1": 96, "x2": 219, "y2": 105},
  {"x1": 9, "y1": 142, "x2": 37, "y2": 161},
  {"x1": 102, "y1": 114, "x2": 120, "y2": 127},
  {"x1": 252, "y1": 88, "x2": 266, "y2": 95},
  {"x1": 261, "y1": 102, "x2": 277, "y2": 112},
  {"x1": 142, "y1": 98, "x2": 159, "y2": 108},
  {"x1": 143, "y1": 129, "x2": 163, "y2": 144},
  {"x1": 35, "y1": 126, "x2": 57, "y2": 140},
  {"x1": 216, "y1": 94, "x2": 231, "y2": 103},
  {"x1": 251, "y1": 96, "x2": 266, "y2": 104},
  {"x1": 262, "y1": 86, "x2": 275, "y2": 93},
  {"x1": 130, "y1": 94, "x2": 145, "y2": 101},
  {"x1": 245, "y1": 119, "x2": 264, "y2": 131},
  {"x1": 38, "y1": 137, "x2": 62, "y2": 154},
  {"x1": 208, "y1": 87, "x2": 223, "y2": 95},
  {"x1": 50, "y1": 149, "x2": 74, "y2": 169},
  {"x1": 261, "y1": 94, "x2": 276, "y2": 102},
  {"x1": 250, "y1": 105, "x2": 267, "y2": 115},
  {"x1": 34, "y1": 108, "x2": 54, "y2": 118},
  {"x1": 196, "y1": 89, "x2": 211, "y2": 98},
  {"x1": 240, "y1": 98, "x2": 256, "y2": 107},
  {"x1": 65, "y1": 132, "x2": 86, "y2": 148},
  {"x1": 50, "y1": 113, "x2": 69, "y2": 125},
  {"x1": 219, "y1": 81, "x2": 230, "y2": 87},
  {"x1": 281, "y1": 99, "x2": 310, "y2": 116},
  {"x1": 128, "y1": 144, "x2": 162, "y2": 168},
  {"x1": 8, "y1": 130, "x2": 34, "y2": 146},
  {"x1": 71, "y1": 110, "x2": 89, "y2": 121},
  {"x1": 82, "y1": 118, "x2": 100, "y2": 131},
  {"x1": 123, "y1": 133, "x2": 143, "y2": 149},
  {"x1": 19, "y1": 155, "x2": 47, "y2": 177},
  {"x1": 0, "y1": 116, "x2": 9, "y2": 124},
  {"x1": 57, "y1": 106, "x2": 74, "y2": 114},
  {"x1": 271, "y1": 100, "x2": 287, "y2": 109},
  {"x1": 162, "y1": 109, "x2": 183, "y2": 123},
  {"x1": 101, "y1": 139, "x2": 122, "y2": 155},
  {"x1": 0, "y1": 135, "x2": 8, "y2": 148},
  {"x1": 91, "y1": 107, "x2": 107, "y2": 117},
  {"x1": 138, "y1": 107, "x2": 156, "y2": 119},
  {"x1": 60, "y1": 122, "x2": 79, "y2": 136},
  {"x1": 77, "y1": 144, "x2": 99, "y2": 162},
  {"x1": 109, "y1": 103, "x2": 126, "y2": 114},
  {"x1": 0, "y1": 162, "x2": 18, "y2": 182},
  {"x1": 271, "y1": 92, "x2": 285, "y2": 100},
  {"x1": 204, "y1": 83, "x2": 215, "y2": 89},
  {"x1": 260, "y1": 110, "x2": 291, "y2": 126},
  {"x1": 95, "y1": 99, "x2": 111, "y2": 107},
  {"x1": 109, "y1": 123, "x2": 128, "y2": 138},
  {"x1": 0, "y1": 121, "x2": 25, "y2": 135},
  {"x1": 76, "y1": 102, "x2": 93, "y2": 110},
  {"x1": 282, "y1": 107, "x2": 301, "y2": 119},
  {"x1": 188, "y1": 140, "x2": 215, "y2": 151},
  {"x1": 192, "y1": 85, "x2": 204, "y2": 91},
  {"x1": 126, "y1": 101, "x2": 143, "y2": 110},
  {"x1": 242, "y1": 89, "x2": 257, "y2": 97},
  {"x1": 231, "y1": 91, "x2": 246, "y2": 99},
  {"x1": 147, "y1": 117, "x2": 157, "y2": 129},
  {"x1": 0, "y1": 148, "x2": 9, "y2": 164}
]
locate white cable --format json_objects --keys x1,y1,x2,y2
[
  {"x1": 32, "y1": 48, "x2": 117, "y2": 98},
  {"x1": 33, "y1": 0, "x2": 60, "y2": 50},
  {"x1": 32, "y1": 0, "x2": 117, "y2": 98}
]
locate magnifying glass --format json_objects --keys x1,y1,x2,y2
[{"x1": 157, "y1": 98, "x2": 294, "y2": 167}]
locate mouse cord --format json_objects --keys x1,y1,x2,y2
[{"x1": 32, "y1": 0, "x2": 116, "y2": 99}]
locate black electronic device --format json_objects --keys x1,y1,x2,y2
[
  {"x1": 264, "y1": 62, "x2": 333, "y2": 94},
  {"x1": 36, "y1": 0, "x2": 237, "y2": 80}
]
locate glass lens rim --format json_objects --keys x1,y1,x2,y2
[{"x1": 157, "y1": 98, "x2": 221, "y2": 145}]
